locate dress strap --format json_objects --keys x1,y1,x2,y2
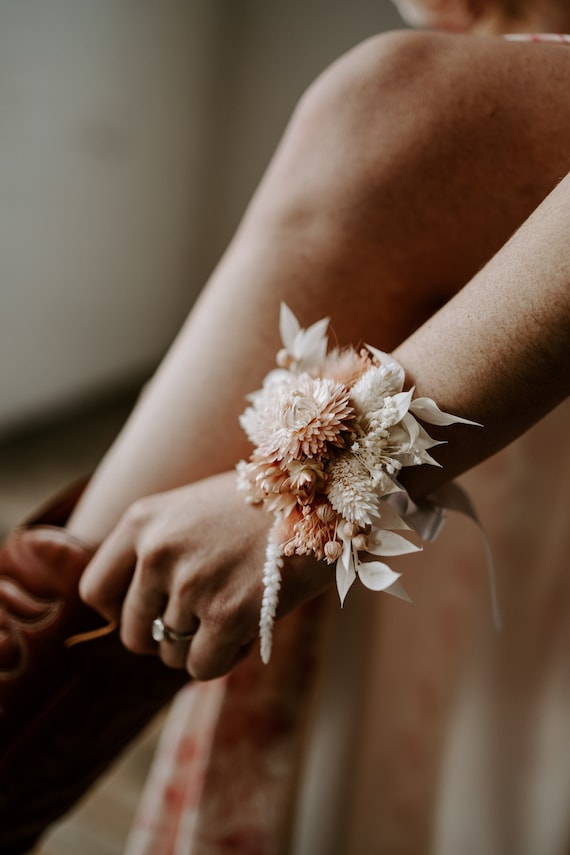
[{"x1": 504, "y1": 33, "x2": 570, "y2": 44}]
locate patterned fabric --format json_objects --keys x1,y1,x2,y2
[
  {"x1": 126, "y1": 33, "x2": 570, "y2": 855},
  {"x1": 125, "y1": 598, "x2": 329, "y2": 855},
  {"x1": 339, "y1": 399, "x2": 570, "y2": 855}
]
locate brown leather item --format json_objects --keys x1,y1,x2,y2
[{"x1": 0, "y1": 487, "x2": 188, "y2": 854}]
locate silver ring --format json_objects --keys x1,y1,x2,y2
[{"x1": 151, "y1": 616, "x2": 196, "y2": 644}]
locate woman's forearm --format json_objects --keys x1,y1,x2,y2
[{"x1": 396, "y1": 171, "x2": 570, "y2": 499}]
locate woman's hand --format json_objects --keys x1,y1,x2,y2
[{"x1": 79, "y1": 471, "x2": 332, "y2": 680}]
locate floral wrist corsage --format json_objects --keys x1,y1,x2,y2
[{"x1": 236, "y1": 305, "x2": 479, "y2": 663}]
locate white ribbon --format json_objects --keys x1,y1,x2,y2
[{"x1": 395, "y1": 482, "x2": 502, "y2": 632}]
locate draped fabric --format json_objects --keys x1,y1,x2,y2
[
  {"x1": 125, "y1": 598, "x2": 331, "y2": 855},
  {"x1": 128, "y1": 400, "x2": 570, "y2": 855},
  {"x1": 336, "y1": 398, "x2": 570, "y2": 855}
]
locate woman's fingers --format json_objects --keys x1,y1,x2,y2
[
  {"x1": 160, "y1": 573, "x2": 260, "y2": 678},
  {"x1": 80, "y1": 499, "x2": 172, "y2": 654},
  {"x1": 79, "y1": 519, "x2": 141, "y2": 623},
  {"x1": 185, "y1": 619, "x2": 258, "y2": 681},
  {"x1": 119, "y1": 559, "x2": 169, "y2": 655},
  {"x1": 157, "y1": 592, "x2": 201, "y2": 669},
  {"x1": 79, "y1": 474, "x2": 335, "y2": 680}
]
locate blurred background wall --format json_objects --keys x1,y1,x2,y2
[{"x1": 0, "y1": 0, "x2": 404, "y2": 437}]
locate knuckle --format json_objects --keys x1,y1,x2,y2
[
  {"x1": 204, "y1": 598, "x2": 255, "y2": 640},
  {"x1": 169, "y1": 572, "x2": 198, "y2": 604},
  {"x1": 122, "y1": 496, "x2": 155, "y2": 530},
  {"x1": 203, "y1": 598, "x2": 233, "y2": 629},
  {"x1": 122, "y1": 499, "x2": 146, "y2": 529},
  {"x1": 137, "y1": 543, "x2": 176, "y2": 583}
]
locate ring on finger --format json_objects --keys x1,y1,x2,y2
[{"x1": 152, "y1": 615, "x2": 196, "y2": 644}]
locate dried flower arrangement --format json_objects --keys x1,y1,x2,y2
[{"x1": 237, "y1": 305, "x2": 478, "y2": 662}]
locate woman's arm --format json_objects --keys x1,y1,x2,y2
[
  {"x1": 80, "y1": 172, "x2": 570, "y2": 680},
  {"x1": 398, "y1": 170, "x2": 570, "y2": 499}
]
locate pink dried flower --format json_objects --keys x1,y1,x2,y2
[
  {"x1": 280, "y1": 502, "x2": 339, "y2": 562},
  {"x1": 237, "y1": 455, "x2": 329, "y2": 515},
  {"x1": 283, "y1": 459, "x2": 325, "y2": 504},
  {"x1": 236, "y1": 305, "x2": 481, "y2": 664},
  {"x1": 236, "y1": 457, "x2": 297, "y2": 515},
  {"x1": 323, "y1": 347, "x2": 373, "y2": 388},
  {"x1": 249, "y1": 374, "x2": 353, "y2": 462}
]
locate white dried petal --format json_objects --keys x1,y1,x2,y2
[{"x1": 327, "y1": 453, "x2": 379, "y2": 526}]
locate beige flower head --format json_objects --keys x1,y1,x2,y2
[{"x1": 248, "y1": 373, "x2": 353, "y2": 462}]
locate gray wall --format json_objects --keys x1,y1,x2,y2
[{"x1": 0, "y1": 0, "x2": 405, "y2": 434}]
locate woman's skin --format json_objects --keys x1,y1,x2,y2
[
  {"x1": 79, "y1": 171, "x2": 570, "y2": 680},
  {"x1": 74, "y1": 14, "x2": 570, "y2": 680},
  {"x1": 393, "y1": 0, "x2": 570, "y2": 34}
]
